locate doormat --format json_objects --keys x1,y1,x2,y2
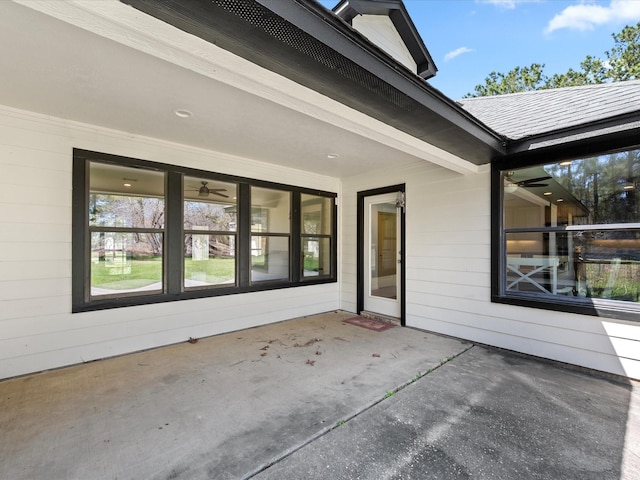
[{"x1": 343, "y1": 316, "x2": 394, "y2": 332}]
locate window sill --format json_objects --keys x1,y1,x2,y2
[
  {"x1": 492, "y1": 293, "x2": 640, "y2": 322},
  {"x1": 73, "y1": 277, "x2": 337, "y2": 313}
]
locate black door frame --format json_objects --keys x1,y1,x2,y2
[{"x1": 357, "y1": 184, "x2": 406, "y2": 326}]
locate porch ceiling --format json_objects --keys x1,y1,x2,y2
[{"x1": 1, "y1": 0, "x2": 484, "y2": 178}]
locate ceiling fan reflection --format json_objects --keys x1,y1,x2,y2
[{"x1": 187, "y1": 181, "x2": 229, "y2": 198}]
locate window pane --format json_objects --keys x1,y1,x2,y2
[
  {"x1": 251, "y1": 236, "x2": 289, "y2": 282},
  {"x1": 184, "y1": 177, "x2": 237, "y2": 231},
  {"x1": 91, "y1": 232, "x2": 163, "y2": 296},
  {"x1": 184, "y1": 234, "x2": 236, "y2": 288},
  {"x1": 251, "y1": 187, "x2": 290, "y2": 233},
  {"x1": 89, "y1": 162, "x2": 165, "y2": 228},
  {"x1": 302, "y1": 237, "x2": 330, "y2": 278},
  {"x1": 301, "y1": 195, "x2": 333, "y2": 235},
  {"x1": 504, "y1": 148, "x2": 640, "y2": 227},
  {"x1": 506, "y1": 230, "x2": 640, "y2": 302}
]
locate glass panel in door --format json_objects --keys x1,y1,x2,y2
[
  {"x1": 364, "y1": 193, "x2": 401, "y2": 318},
  {"x1": 372, "y1": 209, "x2": 397, "y2": 299}
]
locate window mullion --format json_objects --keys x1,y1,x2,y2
[
  {"x1": 292, "y1": 192, "x2": 301, "y2": 283},
  {"x1": 238, "y1": 183, "x2": 251, "y2": 287},
  {"x1": 166, "y1": 171, "x2": 183, "y2": 295}
]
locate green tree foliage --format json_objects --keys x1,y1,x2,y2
[
  {"x1": 546, "y1": 151, "x2": 639, "y2": 225},
  {"x1": 466, "y1": 22, "x2": 640, "y2": 97},
  {"x1": 471, "y1": 63, "x2": 547, "y2": 96},
  {"x1": 605, "y1": 23, "x2": 640, "y2": 81}
]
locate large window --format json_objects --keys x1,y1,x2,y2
[
  {"x1": 301, "y1": 194, "x2": 333, "y2": 279},
  {"x1": 73, "y1": 150, "x2": 336, "y2": 311},
  {"x1": 495, "y1": 146, "x2": 640, "y2": 319}
]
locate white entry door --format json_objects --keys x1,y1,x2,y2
[{"x1": 364, "y1": 193, "x2": 401, "y2": 318}]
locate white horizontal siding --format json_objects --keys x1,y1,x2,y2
[
  {"x1": 0, "y1": 106, "x2": 339, "y2": 379},
  {"x1": 408, "y1": 279, "x2": 489, "y2": 302},
  {"x1": 340, "y1": 161, "x2": 640, "y2": 379},
  {"x1": 0, "y1": 222, "x2": 70, "y2": 242},
  {"x1": 0, "y1": 278, "x2": 71, "y2": 301},
  {"x1": 409, "y1": 313, "x2": 640, "y2": 377},
  {"x1": 0, "y1": 241, "x2": 70, "y2": 262},
  {"x1": 0, "y1": 260, "x2": 71, "y2": 282},
  {"x1": 408, "y1": 300, "x2": 635, "y2": 357},
  {"x1": 0, "y1": 285, "x2": 338, "y2": 360}
]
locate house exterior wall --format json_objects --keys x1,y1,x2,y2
[
  {"x1": 0, "y1": 106, "x2": 340, "y2": 380},
  {"x1": 340, "y1": 161, "x2": 640, "y2": 379},
  {"x1": 2, "y1": 102, "x2": 639, "y2": 381}
]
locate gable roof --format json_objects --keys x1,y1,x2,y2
[
  {"x1": 332, "y1": 0, "x2": 437, "y2": 79},
  {"x1": 458, "y1": 80, "x2": 640, "y2": 142}
]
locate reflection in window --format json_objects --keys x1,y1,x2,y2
[
  {"x1": 89, "y1": 162, "x2": 165, "y2": 297},
  {"x1": 251, "y1": 187, "x2": 290, "y2": 233},
  {"x1": 301, "y1": 195, "x2": 333, "y2": 278},
  {"x1": 184, "y1": 177, "x2": 237, "y2": 289},
  {"x1": 303, "y1": 237, "x2": 331, "y2": 277},
  {"x1": 506, "y1": 230, "x2": 640, "y2": 301},
  {"x1": 184, "y1": 234, "x2": 235, "y2": 287},
  {"x1": 251, "y1": 187, "x2": 290, "y2": 282},
  {"x1": 251, "y1": 236, "x2": 289, "y2": 282},
  {"x1": 501, "y1": 147, "x2": 640, "y2": 305},
  {"x1": 91, "y1": 232, "x2": 163, "y2": 295}
]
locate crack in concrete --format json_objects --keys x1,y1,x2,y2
[{"x1": 243, "y1": 344, "x2": 476, "y2": 479}]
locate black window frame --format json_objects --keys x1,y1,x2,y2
[
  {"x1": 300, "y1": 194, "x2": 335, "y2": 281},
  {"x1": 492, "y1": 137, "x2": 640, "y2": 322},
  {"x1": 72, "y1": 149, "x2": 337, "y2": 312}
]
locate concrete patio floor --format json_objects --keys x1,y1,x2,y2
[{"x1": 0, "y1": 310, "x2": 638, "y2": 479}]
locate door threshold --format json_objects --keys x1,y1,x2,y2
[{"x1": 359, "y1": 311, "x2": 401, "y2": 326}]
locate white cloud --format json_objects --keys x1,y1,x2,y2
[
  {"x1": 444, "y1": 47, "x2": 474, "y2": 62},
  {"x1": 483, "y1": 0, "x2": 517, "y2": 8},
  {"x1": 477, "y1": 0, "x2": 531, "y2": 9},
  {"x1": 545, "y1": 0, "x2": 640, "y2": 33}
]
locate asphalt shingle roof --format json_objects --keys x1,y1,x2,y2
[{"x1": 457, "y1": 80, "x2": 640, "y2": 141}]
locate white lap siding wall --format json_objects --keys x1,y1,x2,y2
[
  {"x1": 0, "y1": 106, "x2": 339, "y2": 380},
  {"x1": 340, "y1": 161, "x2": 640, "y2": 379}
]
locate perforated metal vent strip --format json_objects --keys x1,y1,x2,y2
[{"x1": 215, "y1": 0, "x2": 416, "y2": 111}]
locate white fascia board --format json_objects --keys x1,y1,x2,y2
[{"x1": 14, "y1": 0, "x2": 478, "y2": 176}]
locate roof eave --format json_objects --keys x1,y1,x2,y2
[
  {"x1": 505, "y1": 111, "x2": 640, "y2": 158},
  {"x1": 120, "y1": 0, "x2": 505, "y2": 164},
  {"x1": 261, "y1": 0, "x2": 504, "y2": 158}
]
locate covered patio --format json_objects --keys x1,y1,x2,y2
[{"x1": 1, "y1": 312, "x2": 637, "y2": 479}]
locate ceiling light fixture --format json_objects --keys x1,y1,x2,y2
[
  {"x1": 556, "y1": 198, "x2": 564, "y2": 202},
  {"x1": 504, "y1": 182, "x2": 518, "y2": 193},
  {"x1": 543, "y1": 192, "x2": 552, "y2": 196},
  {"x1": 326, "y1": 153, "x2": 339, "y2": 159},
  {"x1": 123, "y1": 183, "x2": 132, "y2": 187},
  {"x1": 174, "y1": 109, "x2": 193, "y2": 118},
  {"x1": 624, "y1": 183, "x2": 635, "y2": 190},
  {"x1": 559, "y1": 161, "x2": 572, "y2": 166}
]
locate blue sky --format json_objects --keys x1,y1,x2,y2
[{"x1": 318, "y1": 0, "x2": 640, "y2": 99}]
